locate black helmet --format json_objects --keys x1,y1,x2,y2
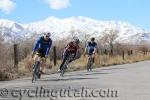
[{"x1": 91, "y1": 37, "x2": 95, "y2": 41}]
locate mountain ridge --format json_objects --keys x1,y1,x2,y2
[{"x1": 0, "y1": 16, "x2": 150, "y2": 44}]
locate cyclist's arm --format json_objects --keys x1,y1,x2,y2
[
  {"x1": 84, "y1": 43, "x2": 89, "y2": 54},
  {"x1": 45, "y1": 39, "x2": 52, "y2": 56},
  {"x1": 63, "y1": 42, "x2": 72, "y2": 55},
  {"x1": 33, "y1": 38, "x2": 41, "y2": 53},
  {"x1": 74, "y1": 45, "x2": 79, "y2": 59},
  {"x1": 93, "y1": 43, "x2": 97, "y2": 54},
  {"x1": 65, "y1": 42, "x2": 72, "y2": 50},
  {"x1": 63, "y1": 44, "x2": 69, "y2": 53}
]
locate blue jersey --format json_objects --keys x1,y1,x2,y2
[
  {"x1": 86, "y1": 41, "x2": 97, "y2": 55},
  {"x1": 33, "y1": 36, "x2": 52, "y2": 56}
]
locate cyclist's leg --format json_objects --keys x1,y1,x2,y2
[
  {"x1": 86, "y1": 54, "x2": 90, "y2": 70},
  {"x1": 92, "y1": 53, "x2": 95, "y2": 63},
  {"x1": 33, "y1": 48, "x2": 42, "y2": 67},
  {"x1": 40, "y1": 52, "x2": 46, "y2": 73},
  {"x1": 87, "y1": 53, "x2": 93, "y2": 71},
  {"x1": 40, "y1": 58, "x2": 46, "y2": 74},
  {"x1": 33, "y1": 54, "x2": 38, "y2": 62},
  {"x1": 86, "y1": 53, "x2": 91, "y2": 65},
  {"x1": 90, "y1": 55, "x2": 93, "y2": 71},
  {"x1": 68, "y1": 53, "x2": 75, "y2": 63},
  {"x1": 60, "y1": 51, "x2": 69, "y2": 70}
]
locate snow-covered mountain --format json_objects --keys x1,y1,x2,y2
[
  {"x1": 0, "y1": 19, "x2": 28, "y2": 43},
  {"x1": 0, "y1": 16, "x2": 150, "y2": 44}
]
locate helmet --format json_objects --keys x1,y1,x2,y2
[
  {"x1": 73, "y1": 38, "x2": 80, "y2": 44},
  {"x1": 91, "y1": 37, "x2": 95, "y2": 41}
]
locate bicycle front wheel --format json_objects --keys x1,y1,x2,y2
[{"x1": 32, "y1": 61, "x2": 40, "y2": 82}]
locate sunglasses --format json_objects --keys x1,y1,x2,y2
[{"x1": 45, "y1": 35, "x2": 49, "y2": 38}]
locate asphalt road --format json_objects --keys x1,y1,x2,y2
[{"x1": 0, "y1": 61, "x2": 150, "y2": 100}]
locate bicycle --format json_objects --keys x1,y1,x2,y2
[
  {"x1": 32, "y1": 56, "x2": 45, "y2": 83},
  {"x1": 60, "y1": 54, "x2": 74, "y2": 77},
  {"x1": 87, "y1": 54, "x2": 94, "y2": 72}
]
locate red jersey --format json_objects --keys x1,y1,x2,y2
[{"x1": 64, "y1": 42, "x2": 79, "y2": 53}]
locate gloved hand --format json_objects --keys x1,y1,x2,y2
[
  {"x1": 45, "y1": 55, "x2": 48, "y2": 59},
  {"x1": 31, "y1": 52, "x2": 35, "y2": 58}
]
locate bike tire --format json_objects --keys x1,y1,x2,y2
[
  {"x1": 32, "y1": 73, "x2": 35, "y2": 83},
  {"x1": 32, "y1": 61, "x2": 40, "y2": 82},
  {"x1": 60, "y1": 61, "x2": 68, "y2": 77},
  {"x1": 87, "y1": 56, "x2": 92, "y2": 71},
  {"x1": 60, "y1": 69, "x2": 65, "y2": 77},
  {"x1": 60, "y1": 54, "x2": 73, "y2": 77}
]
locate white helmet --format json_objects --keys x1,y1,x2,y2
[
  {"x1": 73, "y1": 37, "x2": 80, "y2": 44},
  {"x1": 44, "y1": 32, "x2": 51, "y2": 37}
]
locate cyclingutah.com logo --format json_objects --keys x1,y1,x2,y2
[{"x1": 0, "y1": 86, "x2": 119, "y2": 100}]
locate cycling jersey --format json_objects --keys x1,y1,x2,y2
[
  {"x1": 33, "y1": 36, "x2": 52, "y2": 56},
  {"x1": 86, "y1": 41, "x2": 97, "y2": 55},
  {"x1": 64, "y1": 41, "x2": 79, "y2": 54},
  {"x1": 59, "y1": 41, "x2": 79, "y2": 70}
]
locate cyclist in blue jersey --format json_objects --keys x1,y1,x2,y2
[
  {"x1": 85, "y1": 37, "x2": 97, "y2": 71},
  {"x1": 32, "y1": 32, "x2": 52, "y2": 74}
]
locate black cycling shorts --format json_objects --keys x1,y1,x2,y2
[{"x1": 36, "y1": 48, "x2": 46, "y2": 57}]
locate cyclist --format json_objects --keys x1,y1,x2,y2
[
  {"x1": 85, "y1": 37, "x2": 97, "y2": 71},
  {"x1": 58, "y1": 38, "x2": 80, "y2": 71},
  {"x1": 32, "y1": 32, "x2": 52, "y2": 75}
]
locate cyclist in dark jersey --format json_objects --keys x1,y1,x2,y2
[
  {"x1": 59, "y1": 38, "x2": 80, "y2": 71},
  {"x1": 85, "y1": 37, "x2": 97, "y2": 71}
]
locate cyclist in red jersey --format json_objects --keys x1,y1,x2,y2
[{"x1": 59, "y1": 38, "x2": 80, "y2": 71}]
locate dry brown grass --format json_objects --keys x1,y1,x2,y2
[
  {"x1": 18, "y1": 52, "x2": 150, "y2": 77},
  {"x1": 18, "y1": 55, "x2": 54, "y2": 77},
  {"x1": 0, "y1": 44, "x2": 17, "y2": 80},
  {"x1": 0, "y1": 61, "x2": 18, "y2": 81},
  {"x1": 63, "y1": 52, "x2": 150, "y2": 71}
]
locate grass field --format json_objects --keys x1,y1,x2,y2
[{"x1": 17, "y1": 52, "x2": 150, "y2": 77}]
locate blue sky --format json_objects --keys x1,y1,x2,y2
[{"x1": 0, "y1": 0, "x2": 150, "y2": 29}]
